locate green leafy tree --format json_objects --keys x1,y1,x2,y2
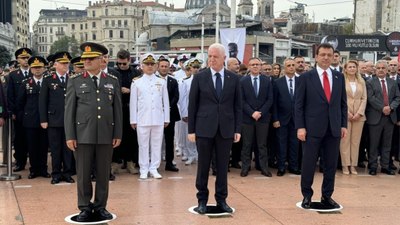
[
  {"x1": 49, "y1": 36, "x2": 80, "y2": 57},
  {"x1": 0, "y1": 45, "x2": 11, "y2": 68}
]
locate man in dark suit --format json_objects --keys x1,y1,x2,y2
[
  {"x1": 158, "y1": 55, "x2": 180, "y2": 172},
  {"x1": 65, "y1": 42, "x2": 122, "y2": 222},
  {"x1": 240, "y1": 57, "x2": 273, "y2": 177},
  {"x1": 295, "y1": 43, "x2": 347, "y2": 209},
  {"x1": 7, "y1": 48, "x2": 32, "y2": 172},
  {"x1": 39, "y1": 52, "x2": 74, "y2": 184},
  {"x1": 366, "y1": 60, "x2": 400, "y2": 176},
  {"x1": 17, "y1": 56, "x2": 50, "y2": 179},
  {"x1": 330, "y1": 50, "x2": 343, "y2": 72},
  {"x1": 388, "y1": 59, "x2": 400, "y2": 171},
  {"x1": 272, "y1": 58, "x2": 301, "y2": 176},
  {"x1": 188, "y1": 43, "x2": 242, "y2": 214}
]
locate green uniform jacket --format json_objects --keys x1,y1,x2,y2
[{"x1": 64, "y1": 72, "x2": 122, "y2": 144}]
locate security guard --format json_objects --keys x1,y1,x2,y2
[
  {"x1": 64, "y1": 42, "x2": 122, "y2": 222},
  {"x1": 71, "y1": 56, "x2": 85, "y2": 74},
  {"x1": 130, "y1": 53, "x2": 170, "y2": 179},
  {"x1": 157, "y1": 55, "x2": 180, "y2": 172},
  {"x1": 7, "y1": 48, "x2": 32, "y2": 172},
  {"x1": 17, "y1": 56, "x2": 50, "y2": 179},
  {"x1": 39, "y1": 51, "x2": 75, "y2": 184},
  {"x1": 179, "y1": 58, "x2": 203, "y2": 165}
]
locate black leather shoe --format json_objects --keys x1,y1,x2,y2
[
  {"x1": 165, "y1": 164, "x2": 179, "y2": 172},
  {"x1": 76, "y1": 210, "x2": 92, "y2": 222},
  {"x1": 217, "y1": 202, "x2": 233, "y2": 213},
  {"x1": 369, "y1": 169, "x2": 377, "y2": 175},
  {"x1": 51, "y1": 178, "x2": 60, "y2": 184},
  {"x1": 28, "y1": 173, "x2": 37, "y2": 179},
  {"x1": 381, "y1": 168, "x2": 395, "y2": 175},
  {"x1": 212, "y1": 170, "x2": 217, "y2": 176},
  {"x1": 240, "y1": 170, "x2": 248, "y2": 177},
  {"x1": 13, "y1": 165, "x2": 25, "y2": 172},
  {"x1": 261, "y1": 169, "x2": 272, "y2": 177},
  {"x1": 91, "y1": 174, "x2": 96, "y2": 181},
  {"x1": 41, "y1": 172, "x2": 51, "y2": 178},
  {"x1": 94, "y1": 208, "x2": 113, "y2": 220},
  {"x1": 196, "y1": 202, "x2": 207, "y2": 214},
  {"x1": 288, "y1": 169, "x2": 301, "y2": 175},
  {"x1": 301, "y1": 197, "x2": 311, "y2": 209},
  {"x1": 277, "y1": 170, "x2": 285, "y2": 176},
  {"x1": 109, "y1": 173, "x2": 115, "y2": 181},
  {"x1": 64, "y1": 176, "x2": 75, "y2": 183},
  {"x1": 389, "y1": 164, "x2": 398, "y2": 170},
  {"x1": 231, "y1": 162, "x2": 241, "y2": 169},
  {"x1": 357, "y1": 162, "x2": 366, "y2": 168},
  {"x1": 321, "y1": 196, "x2": 340, "y2": 209}
]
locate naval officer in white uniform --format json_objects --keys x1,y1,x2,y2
[{"x1": 130, "y1": 53, "x2": 170, "y2": 179}]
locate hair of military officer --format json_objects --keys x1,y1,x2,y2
[
  {"x1": 208, "y1": 43, "x2": 226, "y2": 57},
  {"x1": 117, "y1": 49, "x2": 130, "y2": 59},
  {"x1": 375, "y1": 60, "x2": 389, "y2": 69}
]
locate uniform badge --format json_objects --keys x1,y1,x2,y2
[
  {"x1": 155, "y1": 82, "x2": 162, "y2": 91},
  {"x1": 80, "y1": 83, "x2": 88, "y2": 88},
  {"x1": 52, "y1": 83, "x2": 58, "y2": 90},
  {"x1": 104, "y1": 83, "x2": 114, "y2": 89}
]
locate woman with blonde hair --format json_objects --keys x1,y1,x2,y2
[{"x1": 340, "y1": 60, "x2": 367, "y2": 175}]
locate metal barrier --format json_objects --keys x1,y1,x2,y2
[{"x1": 0, "y1": 117, "x2": 21, "y2": 181}]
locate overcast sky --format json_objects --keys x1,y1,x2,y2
[{"x1": 30, "y1": 0, "x2": 354, "y2": 29}]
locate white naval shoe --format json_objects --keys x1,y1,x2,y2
[
  {"x1": 150, "y1": 170, "x2": 162, "y2": 179},
  {"x1": 185, "y1": 157, "x2": 197, "y2": 165},
  {"x1": 176, "y1": 150, "x2": 182, "y2": 156},
  {"x1": 172, "y1": 160, "x2": 177, "y2": 166},
  {"x1": 140, "y1": 173, "x2": 148, "y2": 180},
  {"x1": 181, "y1": 156, "x2": 188, "y2": 161}
]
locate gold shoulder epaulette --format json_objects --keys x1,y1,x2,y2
[
  {"x1": 107, "y1": 73, "x2": 117, "y2": 79},
  {"x1": 183, "y1": 75, "x2": 192, "y2": 80},
  {"x1": 22, "y1": 77, "x2": 30, "y2": 83},
  {"x1": 133, "y1": 75, "x2": 142, "y2": 81},
  {"x1": 70, "y1": 73, "x2": 82, "y2": 79},
  {"x1": 43, "y1": 72, "x2": 52, "y2": 78}
]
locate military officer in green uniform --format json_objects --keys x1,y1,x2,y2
[{"x1": 64, "y1": 42, "x2": 122, "y2": 222}]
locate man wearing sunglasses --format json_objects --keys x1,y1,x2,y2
[
  {"x1": 7, "y1": 47, "x2": 32, "y2": 173},
  {"x1": 112, "y1": 49, "x2": 141, "y2": 175}
]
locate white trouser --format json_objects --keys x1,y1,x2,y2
[
  {"x1": 174, "y1": 121, "x2": 182, "y2": 151},
  {"x1": 176, "y1": 121, "x2": 187, "y2": 154},
  {"x1": 137, "y1": 125, "x2": 164, "y2": 175},
  {"x1": 182, "y1": 123, "x2": 197, "y2": 159}
]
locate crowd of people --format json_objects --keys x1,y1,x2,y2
[{"x1": 1, "y1": 42, "x2": 400, "y2": 219}]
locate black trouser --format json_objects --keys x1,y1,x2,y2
[
  {"x1": 301, "y1": 128, "x2": 340, "y2": 198},
  {"x1": 48, "y1": 127, "x2": 73, "y2": 179},
  {"x1": 164, "y1": 120, "x2": 176, "y2": 166},
  {"x1": 112, "y1": 106, "x2": 138, "y2": 164},
  {"x1": 25, "y1": 127, "x2": 48, "y2": 175},
  {"x1": 13, "y1": 119, "x2": 28, "y2": 168},
  {"x1": 74, "y1": 144, "x2": 113, "y2": 211},
  {"x1": 230, "y1": 139, "x2": 242, "y2": 164},
  {"x1": 358, "y1": 124, "x2": 369, "y2": 164},
  {"x1": 277, "y1": 119, "x2": 299, "y2": 171},
  {"x1": 390, "y1": 124, "x2": 399, "y2": 164},
  {"x1": 241, "y1": 121, "x2": 269, "y2": 171},
  {"x1": 196, "y1": 130, "x2": 233, "y2": 204}
]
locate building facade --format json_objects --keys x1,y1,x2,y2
[
  {"x1": 0, "y1": 0, "x2": 29, "y2": 48},
  {"x1": 355, "y1": 0, "x2": 400, "y2": 34},
  {"x1": 0, "y1": 22, "x2": 16, "y2": 54}
]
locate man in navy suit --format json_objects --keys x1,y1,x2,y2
[
  {"x1": 272, "y1": 58, "x2": 301, "y2": 176},
  {"x1": 188, "y1": 43, "x2": 242, "y2": 214},
  {"x1": 240, "y1": 57, "x2": 273, "y2": 177},
  {"x1": 295, "y1": 43, "x2": 347, "y2": 209}
]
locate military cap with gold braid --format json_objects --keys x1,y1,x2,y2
[
  {"x1": 188, "y1": 58, "x2": 203, "y2": 68},
  {"x1": 53, "y1": 51, "x2": 72, "y2": 63},
  {"x1": 28, "y1": 56, "x2": 47, "y2": 68},
  {"x1": 157, "y1": 54, "x2": 170, "y2": 62},
  {"x1": 80, "y1": 42, "x2": 108, "y2": 59},
  {"x1": 15, "y1": 47, "x2": 32, "y2": 58},
  {"x1": 71, "y1": 56, "x2": 84, "y2": 68},
  {"x1": 140, "y1": 53, "x2": 156, "y2": 64}
]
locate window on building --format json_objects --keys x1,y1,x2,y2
[
  {"x1": 112, "y1": 20, "x2": 115, "y2": 27},
  {"x1": 124, "y1": 20, "x2": 128, "y2": 27},
  {"x1": 142, "y1": 10, "x2": 145, "y2": 16},
  {"x1": 124, "y1": 8, "x2": 127, "y2": 15},
  {"x1": 105, "y1": 20, "x2": 109, "y2": 27},
  {"x1": 105, "y1": 8, "x2": 108, "y2": 16},
  {"x1": 92, "y1": 22, "x2": 96, "y2": 28},
  {"x1": 92, "y1": 10, "x2": 96, "y2": 17},
  {"x1": 85, "y1": 24, "x2": 88, "y2": 29},
  {"x1": 50, "y1": 36, "x2": 53, "y2": 43},
  {"x1": 109, "y1": 48, "x2": 113, "y2": 57},
  {"x1": 120, "y1": 30, "x2": 123, "y2": 38},
  {"x1": 85, "y1": 33, "x2": 88, "y2": 41},
  {"x1": 109, "y1": 30, "x2": 113, "y2": 38},
  {"x1": 72, "y1": 24, "x2": 75, "y2": 30},
  {"x1": 118, "y1": 20, "x2": 121, "y2": 27},
  {"x1": 80, "y1": 24, "x2": 83, "y2": 30},
  {"x1": 93, "y1": 33, "x2": 96, "y2": 40},
  {"x1": 72, "y1": 34, "x2": 75, "y2": 39}
]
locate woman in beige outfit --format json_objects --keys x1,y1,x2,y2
[{"x1": 340, "y1": 60, "x2": 367, "y2": 175}]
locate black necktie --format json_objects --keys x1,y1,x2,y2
[
  {"x1": 60, "y1": 76, "x2": 65, "y2": 84},
  {"x1": 24, "y1": 71, "x2": 28, "y2": 77},
  {"x1": 37, "y1": 81, "x2": 41, "y2": 87},
  {"x1": 215, "y1": 73, "x2": 222, "y2": 99},
  {"x1": 253, "y1": 77, "x2": 258, "y2": 96},
  {"x1": 92, "y1": 76, "x2": 98, "y2": 89},
  {"x1": 289, "y1": 78, "x2": 294, "y2": 99}
]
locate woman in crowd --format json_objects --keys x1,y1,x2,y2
[
  {"x1": 339, "y1": 60, "x2": 367, "y2": 175},
  {"x1": 272, "y1": 63, "x2": 282, "y2": 78}
]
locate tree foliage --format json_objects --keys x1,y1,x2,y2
[
  {"x1": 49, "y1": 36, "x2": 80, "y2": 57},
  {"x1": 0, "y1": 45, "x2": 11, "y2": 68}
]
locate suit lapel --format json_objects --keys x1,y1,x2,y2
[
  {"x1": 221, "y1": 69, "x2": 231, "y2": 100},
  {"x1": 331, "y1": 69, "x2": 339, "y2": 102},
  {"x1": 310, "y1": 70, "x2": 328, "y2": 102}
]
